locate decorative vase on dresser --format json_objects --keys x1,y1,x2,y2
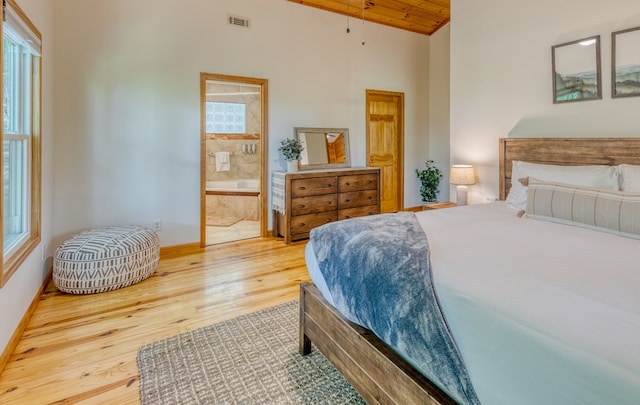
[
  {"x1": 287, "y1": 160, "x2": 299, "y2": 173},
  {"x1": 272, "y1": 167, "x2": 381, "y2": 244}
]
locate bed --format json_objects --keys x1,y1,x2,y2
[{"x1": 299, "y1": 137, "x2": 640, "y2": 404}]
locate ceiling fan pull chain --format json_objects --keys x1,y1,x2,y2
[
  {"x1": 346, "y1": 0, "x2": 350, "y2": 33},
  {"x1": 361, "y1": 0, "x2": 365, "y2": 45}
]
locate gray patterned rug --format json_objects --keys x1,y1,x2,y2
[{"x1": 136, "y1": 300, "x2": 365, "y2": 404}]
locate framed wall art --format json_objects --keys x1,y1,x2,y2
[
  {"x1": 612, "y1": 26, "x2": 640, "y2": 98},
  {"x1": 552, "y1": 35, "x2": 602, "y2": 103}
]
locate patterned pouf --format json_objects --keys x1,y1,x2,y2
[{"x1": 53, "y1": 225, "x2": 160, "y2": 294}]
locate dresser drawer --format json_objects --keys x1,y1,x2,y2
[
  {"x1": 339, "y1": 174, "x2": 378, "y2": 192},
  {"x1": 291, "y1": 177, "x2": 337, "y2": 197},
  {"x1": 338, "y1": 190, "x2": 378, "y2": 209},
  {"x1": 291, "y1": 194, "x2": 337, "y2": 216},
  {"x1": 291, "y1": 211, "x2": 337, "y2": 236},
  {"x1": 339, "y1": 205, "x2": 379, "y2": 220}
]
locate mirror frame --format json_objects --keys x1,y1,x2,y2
[{"x1": 294, "y1": 127, "x2": 351, "y2": 171}]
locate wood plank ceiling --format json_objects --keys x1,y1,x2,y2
[{"x1": 286, "y1": 0, "x2": 450, "y2": 36}]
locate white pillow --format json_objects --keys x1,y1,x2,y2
[
  {"x1": 505, "y1": 161, "x2": 619, "y2": 211},
  {"x1": 619, "y1": 164, "x2": 640, "y2": 192}
]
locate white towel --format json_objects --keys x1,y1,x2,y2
[{"x1": 215, "y1": 152, "x2": 230, "y2": 171}]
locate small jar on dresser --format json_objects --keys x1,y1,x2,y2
[{"x1": 272, "y1": 167, "x2": 381, "y2": 244}]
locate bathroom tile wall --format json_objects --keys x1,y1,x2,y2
[
  {"x1": 206, "y1": 194, "x2": 259, "y2": 222},
  {"x1": 206, "y1": 139, "x2": 260, "y2": 181}
]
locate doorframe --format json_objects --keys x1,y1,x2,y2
[
  {"x1": 199, "y1": 73, "x2": 269, "y2": 247},
  {"x1": 365, "y1": 89, "x2": 404, "y2": 212}
]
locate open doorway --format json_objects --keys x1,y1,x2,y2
[{"x1": 200, "y1": 73, "x2": 268, "y2": 246}]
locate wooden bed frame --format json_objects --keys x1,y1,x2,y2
[
  {"x1": 498, "y1": 137, "x2": 640, "y2": 200},
  {"x1": 299, "y1": 137, "x2": 640, "y2": 404}
]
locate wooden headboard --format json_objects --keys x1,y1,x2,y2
[{"x1": 499, "y1": 137, "x2": 640, "y2": 200}]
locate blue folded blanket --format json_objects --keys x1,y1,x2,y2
[{"x1": 310, "y1": 212, "x2": 480, "y2": 405}]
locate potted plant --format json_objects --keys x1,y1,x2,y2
[
  {"x1": 416, "y1": 160, "x2": 443, "y2": 203},
  {"x1": 278, "y1": 137, "x2": 305, "y2": 173}
]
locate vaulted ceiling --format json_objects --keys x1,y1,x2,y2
[{"x1": 286, "y1": 0, "x2": 450, "y2": 36}]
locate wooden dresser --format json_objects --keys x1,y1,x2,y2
[{"x1": 272, "y1": 167, "x2": 380, "y2": 244}]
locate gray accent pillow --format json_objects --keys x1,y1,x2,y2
[{"x1": 525, "y1": 178, "x2": 640, "y2": 239}]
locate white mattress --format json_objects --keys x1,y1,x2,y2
[{"x1": 305, "y1": 202, "x2": 640, "y2": 405}]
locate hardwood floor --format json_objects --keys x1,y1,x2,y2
[{"x1": 0, "y1": 237, "x2": 310, "y2": 404}]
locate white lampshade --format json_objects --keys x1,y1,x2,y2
[
  {"x1": 449, "y1": 165, "x2": 476, "y2": 185},
  {"x1": 450, "y1": 165, "x2": 475, "y2": 206}
]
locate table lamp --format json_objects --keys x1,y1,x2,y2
[{"x1": 450, "y1": 165, "x2": 475, "y2": 206}]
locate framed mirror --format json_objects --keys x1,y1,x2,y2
[
  {"x1": 552, "y1": 35, "x2": 601, "y2": 103},
  {"x1": 295, "y1": 127, "x2": 351, "y2": 170}
]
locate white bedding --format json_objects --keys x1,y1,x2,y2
[{"x1": 305, "y1": 202, "x2": 640, "y2": 405}]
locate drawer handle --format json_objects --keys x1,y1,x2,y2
[
  {"x1": 344, "y1": 216, "x2": 351, "y2": 219},
  {"x1": 325, "y1": 201, "x2": 332, "y2": 205},
  {"x1": 345, "y1": 182, "x2": 351, "y2": 186},
  {"x1": 298, "y1": 186, "x2": 306, "y2": 190},
  {"x1": 326, "y1": 219, "x2": 332, "y2": 223},
  {"x1": 297, "y1": 204, "x2": 306, "y2": 209},
  {"x1": 367, "y1": 196, "x2": 373, "y2": 200},
  {"x1": 367, "y1": 180, "x2": 373, "y2": 184},
  {"x1": 344, "y1": 199, "x2": 351, "y2": 203},
  {"x1": 326, "y1": 184, "x2": 333, "y2": 188},
  {"x1": 299, "y1": 223, "x2": 306, "y2": 227}
]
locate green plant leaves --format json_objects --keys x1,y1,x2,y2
[{"x1": 416, "y1": 160, "x2": 442, "y2": 202}]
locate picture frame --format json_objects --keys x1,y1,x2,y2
[
  {"x1": 551, "y1": 35, "x2": 602, "y2": 103},
  {"x1": 612, "y1": 26, "x2": 640, "y2": 98}
]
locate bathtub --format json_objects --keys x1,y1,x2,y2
[
  {"x1": 206, "y1": 179, "x2": 260, "y2": 222},
  {"x1": 206, "y1": 179, "x2": 259, "y2": 194}
]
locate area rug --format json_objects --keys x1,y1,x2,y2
[{"x1": 136, "y1": 300, "x2": 365, "y2": 404}]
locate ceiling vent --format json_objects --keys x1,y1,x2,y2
[{"x1": 227, "y1": 14, "x2": 251, "y2": 29}]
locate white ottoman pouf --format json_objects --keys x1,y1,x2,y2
[{"x1": 53, "y1": 225, "x2": 160, "y2": 294}]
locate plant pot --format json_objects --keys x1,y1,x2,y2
[{"x1": 287, "y1": 160, "x2": 299, "y2": 173}]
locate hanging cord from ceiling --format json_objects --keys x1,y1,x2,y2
[
  {"x1": 361, "y1": 0, "x2": 365, "y2": 45},
  {"x1": 346, "y1": 0, "x2": 350, "y2": 33}
]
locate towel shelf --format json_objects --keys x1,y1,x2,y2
[{"x1": 208, "y1": 152, "x2": 234, "y2": 158}]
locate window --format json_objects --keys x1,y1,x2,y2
[
  {"x1": 1, "y1": 0, "x2": 41, "y2": 286},
  {"x1": 205, "y1": 101, "x2": 246, "y2": 134}
]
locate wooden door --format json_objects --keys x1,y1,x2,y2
[{"x1": 366, "y1": 90, "x2": 404, "y2": 213}]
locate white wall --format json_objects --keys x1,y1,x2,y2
[
  {"x1": 429, "y1": 23, "x2": 451, "y2": 202},
  {"x1": 0, "y1": 0, "x2": 54, "y2": 359},
  {"x1": 450, "y1": 0, "x2": 640, "y2": 203},
  {"x1": 52, "y1": 0, "x2": 431, "y2": 249}
]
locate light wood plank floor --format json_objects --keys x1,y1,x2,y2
[{"x1": 0, "y1": 237, "x2": 310, "y2": 404}]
